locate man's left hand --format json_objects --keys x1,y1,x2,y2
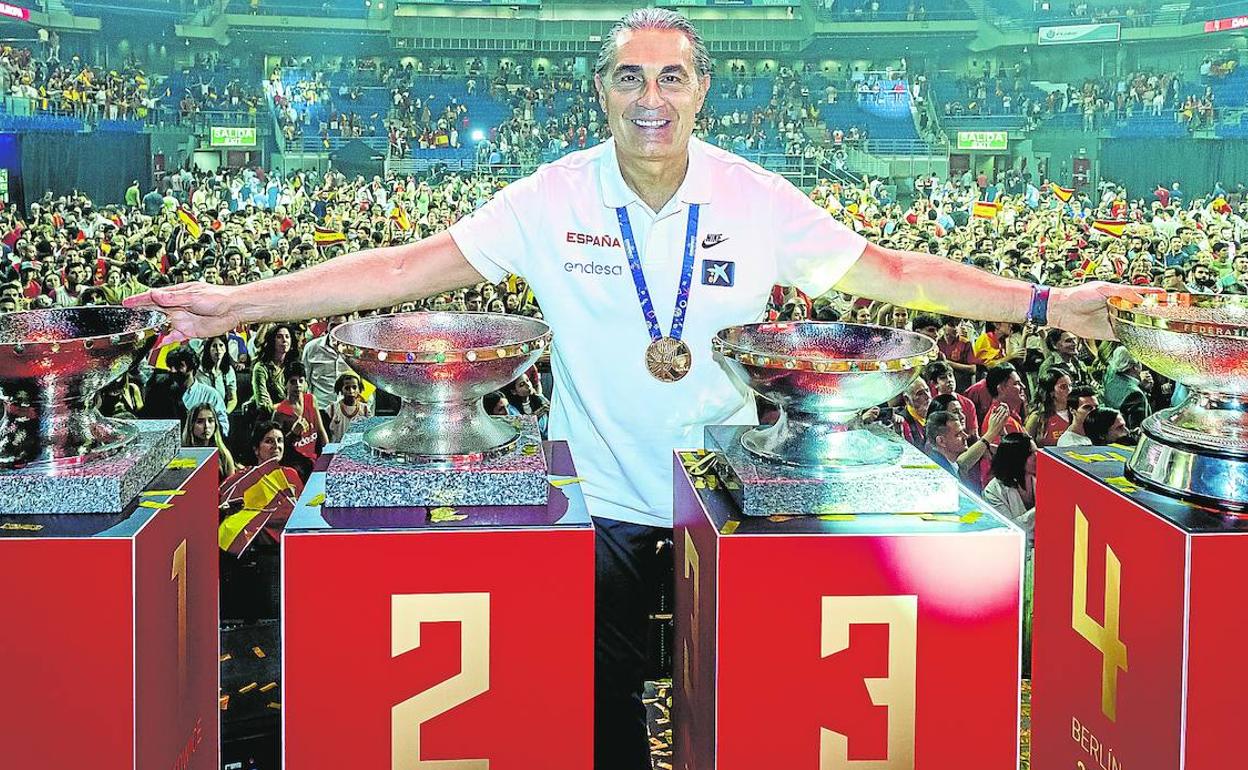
[{"x1": 1049, "y1": 281, "x2": 1147, "y2": 340}]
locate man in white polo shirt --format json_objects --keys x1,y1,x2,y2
[{"x1": 130, "y1": 9, "x2": 1135, "y2": 767}]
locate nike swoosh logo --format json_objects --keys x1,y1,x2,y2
[{"x1": 702, "y1": 235, "x2": 728, "y2": 249}]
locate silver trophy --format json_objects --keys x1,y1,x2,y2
[
  {"x1": 0, "y1": 306, "x2": 180, "y2": 514},
  {"x1": 324, "y1": 312, "x2": 553, "y2": 507},
  {"x1": 0, "y1": 306, "x2": 168, "y2": 468},
  {"x1": 707, "y1": 321, "x2": 960, "y2": 515},
  {"x1": 1109, "y1": 293, "x2": 1248, "y2": 510}
]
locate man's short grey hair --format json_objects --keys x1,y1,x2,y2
[{"x1": 595, "y1": 8, "x2": 712, "y2": 80}]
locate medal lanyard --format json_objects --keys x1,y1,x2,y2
[{"x1": 615, "y1": 203, "x2": 700, "y2": 343}]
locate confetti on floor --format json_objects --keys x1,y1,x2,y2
[{"x1": 644, "y1": 678, "x2": 1032, "y2": 769}]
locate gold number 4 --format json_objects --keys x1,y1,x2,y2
[
  {"x1": 820, "y1": 595, "x2": 918, "y2": 770},
  {"x1": 1072, "y1": 506, "x2": 1128, "y2": 722},
  {"x1": 391, "y1": 593, "x2": 491, "y2": 770}
]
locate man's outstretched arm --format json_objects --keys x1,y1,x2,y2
[
  {"x1": 836, "y1": 241, "x2": 1142, "y2": 340},
  {"x1": 125, "y1": 231, "x2": 485, "y2": 341}
]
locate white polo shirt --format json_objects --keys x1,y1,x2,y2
[{"x1": 449, "y1": 137, "x2": 868, "y2": 527}]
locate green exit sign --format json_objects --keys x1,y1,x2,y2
[{"x1": 956, "y1": 131, "x2": 1008, "y2": 151}]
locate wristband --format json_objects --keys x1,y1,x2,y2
[{"x1": 1027, "y1": 284, "x2": 1051, "y2": 327}]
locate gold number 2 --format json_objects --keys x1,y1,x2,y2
[
  {"x1": 1072, "y1": 506, "x2": 1128, "y2": 722},
  {"x1": 820, "y1": 596, "x2": 918, "y2": 770},
  {"x1": 171, "y1": 539, "x2": 187, "y2": 696},
  {"x1": 391, "y1": 593, "x2": 491, "y2": 770}
]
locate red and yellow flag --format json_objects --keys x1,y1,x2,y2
[
  {"x1": 972, "y1": 200, "x2": 1001, "y2": 219},
  {"x1": 176, "y1": 205, "x2": 202, "y2": 239},
  {"x1": 313, "y1": 225, "x2": 347, "y2": 249},
  {"x1": 1092, "y1": 219, "x2": 1126, "y2": 238},
  {"x1": 217, "y1": 459, "x2": 301, "y2": 556},
  {"x1": 389, "y1": 205, "x2": 412, "y2": 232},
  {"x1": 1051, "y1": 183, "x2": 1075, "y2": 203}
]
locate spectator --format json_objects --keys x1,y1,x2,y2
[
  {"x1": 272, "y1": 360, "x2": 325, "y2": 481},
  {"x1": 1055, "y1": 385, "x2": 1101, "y2": 446},
  {"x1": 198, "y1": 335, "x2": 239, "y2": 415},
  {"x1": 250, "y1": 323, "x2": 300, "y2": 418},
  {"x1": 183, "y1": 402, "x2": 238, "y2": 480},
  {"x1": 1103, "y1": 346, "x2": 1152, "y2": 431},
  {"x1": 1024, "y1": 367, "x2": 1074, "y2": 448},
  {"x1": 983, "y1": 432, "x2": 1037, "y2": 534},
  {"x1": 167, "y1": 347, "x2": 230, "y2": 437}
]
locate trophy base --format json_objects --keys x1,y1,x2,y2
[
  {"x1": 0, "y1": 419, "x2": 181, "y2": 515},
  {"x1": 706, "y1": 424, "x2": 960, "y2": 516},
  {"x1": 1126, "y1": 423, "x2": 1248, "y2": 512},
  {"x1": 324, "y1": 415, "x2": 549, "y2": 508}
]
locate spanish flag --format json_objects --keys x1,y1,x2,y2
[
  {"x1": 972, "y1": 200, "x2": 1001, "y2": 219},
  {"x1": 390, "y1": 205, "x2": 412, "y2": 232},
  {"x1": 1091, "y1": 219, "x2": 1127, "y2": 238},
  {"x1": 1051, "y1": 183, "x2": 1075, "y2": 203},
  {"x1": 217, "y1": 459, "x2": 301, "y2": 556},
  {"x1": 176, "y1": 205, "x2": 201, "y2": 239},
  {"x1": 313, "y1": 225, "x2": 347, "y2": 249}
]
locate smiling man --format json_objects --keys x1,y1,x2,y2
[{"x1": 128, "y1": 10, "x2": 1135, "y2": 767}]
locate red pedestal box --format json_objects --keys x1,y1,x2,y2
[
  {"x1": 0, "y1": 448, "x2": 220, "y2": 770},
  {"x1": 673, "y1": 452, "x2": 1025, "y2": 770},
  {"x1": 282, "y1": 442, "x2": 594, "y2": 770},
  {"x1": 1032, "y1": 447, "x2": 1248, "y2": 770}
]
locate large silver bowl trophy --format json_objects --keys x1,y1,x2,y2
[
  {"x1": 1109, "y1": 293, "x2": 1248, "y2": 510},
  {"x1": 0, "y1": 306, "x2": 168, "y2": 468},
  {"x1": 324, "y1": 311, "x2": 553, "y2": 508},
  {"x1": 707, "y1": 321, "x2": 960, "y2": 515}
]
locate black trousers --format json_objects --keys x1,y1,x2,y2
[{"x1": 593, "y1": 516, "x2": 671, "y2": 770}]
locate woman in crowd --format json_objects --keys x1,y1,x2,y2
[
  {"x1": 198, "y1": 335, "x2": 239, "y2": 415},
  {"x1": 182, "y1": 401, "x2": 238, "y2": 480},
  {"x1": 250, "y1": 323, "x2": 301, "y2": 418},
  {"x1": 1025, "y1": 367, "x2": 1074, "y2": 448},
  {"x1": 324, "y1": 372, "x2": 371, "y2": 443},
  {"x1": 983, "y1": 432, "x2": 1037, "y2": 535}
]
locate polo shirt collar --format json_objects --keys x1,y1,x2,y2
[{"x1": 599, "y1": 137, "x2": 713, "y2": 211}]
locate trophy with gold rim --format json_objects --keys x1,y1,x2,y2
[
  {"x1": 707, "y1": 321, "x2": 961, "y2": 515},
  {"x1": 1108, "y1": 293, "x2": 1248, "y2": 510}
]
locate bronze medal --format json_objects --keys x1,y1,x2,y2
[{"x1": 646, "y1": 336, "x2": 692, "y2": 383}]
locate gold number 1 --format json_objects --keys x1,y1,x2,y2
[
  {"x1": 682, "y1": 530, "x2": 700, "y2": 703},
  {"x1": 171, "y1": 539, "x2": 187, "y2": 696},
  {"x1": 1072, "y1": 506, "x2": 1128, "y2": 722},
  {"x1": 391, "y1": 593, "x2": 491, "y2": 770}
]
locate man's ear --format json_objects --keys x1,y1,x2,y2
[{"x1": 593, "y1": 74, "x2": 606, "y2": 112}]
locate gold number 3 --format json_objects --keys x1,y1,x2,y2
[
  {"x1": 820, "y1": 595, "x2": 918, "y2": 770},
  {"x1": 1072, "y1": 506, "x2": 1128, "y2": 722},
  {"x1": 391, "y1": 593, "x2": 491, "y2": 770}
]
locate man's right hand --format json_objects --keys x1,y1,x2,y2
[{"x1": 123, "y1": 282, "x2": 242, "y2": 342}]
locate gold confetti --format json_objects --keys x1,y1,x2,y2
[
  {"x1": 693, "y1": 478, "x2": 706, "y2": 489},
  {"x1": 267, "y1": 702, "x2": 282, "y2": 710},
  {"x1": 768, "y1": 514, "x2": 795, "y2": 523},
  {"x1": 818, "y1": 514, "x2": 857, "y2": 522},
  {"x1": 141, "y1": 489, "x2": 186, "y2": 497},
  {"x1": 259, "y1": 682, "x2": 278, "y2": 693},
  {"x1": 219, "y1": 695, "x2": 229, "y2": 711},
  {"x1": 521, "y1": 444, "x2": 539, "y2": 456},
  {"x1": 705, "y1": 475, "x2": 719, "y2": 490},
  {"x1": 429, "y1": 507, "x2": 468, "y2": 523},
  {"x1": 139, "y1": 501, "x2": 173, "y2": 510},
  {"x1": 1067, "y1": 452, "x2": 1109, "y2": 464},
  {"x1": 306, "y1": 493, "x2": 325, "y2": 507},
  {"x1": 0, "y1": 522, "x2": 42, "y2": 532},
  {"x1": 219, "y1": 653, "x2": 232, "y2": 663},
  {"x1": 550, "y1": 477, "x2": 584, "y2": 488},
  {"x1": 1105, "y1": 476, "x2": 1139, "y2": 493},
  {"x1": 720, "y1": 520, "x2": 740, "y2": 535},
  {"x1": 238, "y1": 682, "x2": 258, "y2": 694},
  {"x1": 960, "y1": 510, "x2": 983, "y2": 524},
  {"x1": 252, "y1": 646, "x2": 266, "y2": 658},
  {"x1": 166, "y1": 457, "x2": 198, "y2": 469},
  {"x1": 919, "y1": 513, "x2": 964, "y2": 523}
]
